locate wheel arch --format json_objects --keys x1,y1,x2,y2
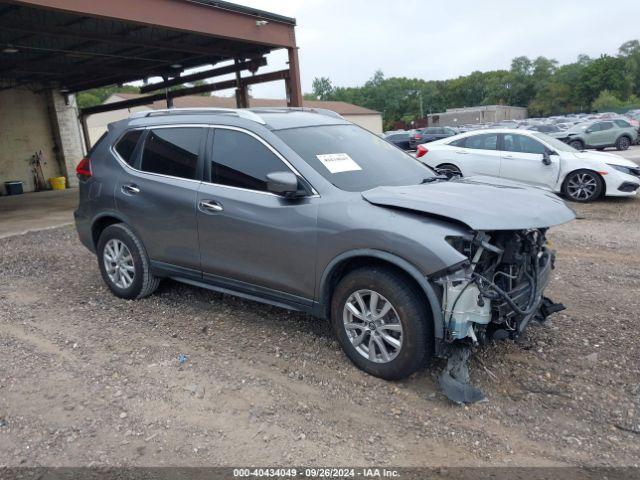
[
  {"x1": 318, "y1": 249, "x2": 444, "y2": 342},
  {"x1": 562, "y1": 168, "x2": 607, "y2": 197},
  {"x1": 90, "y1": 212, "x2": 128, "y2": 249}
]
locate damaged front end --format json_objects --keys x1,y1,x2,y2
[{"x1": 434, "y1": 229, "x2": 566, "y2": 403}]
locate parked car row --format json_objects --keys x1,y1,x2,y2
[
  {"x1": 415, "y1": 128, "x2": 640, "y2": 202},
  {"x1": 385, "y1": 109, "x2": 640, "y2": 152}
]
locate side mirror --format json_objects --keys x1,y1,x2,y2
[
  {"x1": 266, "y1": 171, "x2": 304, "y2": 198},
  {"x1": 542, "y1": 151, "x2": 552, "y2": 166},
  {"x1": 585, "y1": 128, "x2": 593, "y2": 134}
]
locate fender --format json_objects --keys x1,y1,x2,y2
[{"x1": 318, "y1": 248, "x2": 445, "y2": 341}]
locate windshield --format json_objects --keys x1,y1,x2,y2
[
  {"x1": 531, "y1": 132, "x2": 578, "y2": 153},
  {"x1": 275, "y1": 124, "x2": 435, "y2": 192}
]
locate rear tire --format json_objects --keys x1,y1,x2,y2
[
  {"x1": 97, "y1": 224, "x2": 160, "y2": 300},
  {"x1": 562, "y1": 169, "x2": 604, "y2": 203},
  {"x1": 436, "y1": 163, "x2": 462, "y2": 178},
  {"x1": 569, "y1": 139, "x2": 585, "y2": 150},
  {"x1": 331, "y1": 267, "x2": 433, "y2": 380},
  {"x1": 615, "y1": 136, "x2": 631, "y2": 151}
]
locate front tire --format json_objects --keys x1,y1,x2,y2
[
  {"x1": 562, "y1": 169, "x2": 604, "y2": 203},
  {"x1": 331, "y1": 267, "x2": 433, "y2": 380},
  {"x1": 97, "y1": 224, "x2": 160, "y2": 300},
  {"x1": 615, "y1": 136, "x2": 631, "y2": 151}
]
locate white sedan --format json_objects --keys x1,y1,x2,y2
[{"x1": 416, "y1": 129, "x2": 640, "y2": 202}]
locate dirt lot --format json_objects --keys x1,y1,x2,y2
[{"x1": 1, "y1": 194, "x2": 639, "y2": 468}]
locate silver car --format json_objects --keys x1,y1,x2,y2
[{"x1": 75, "y1": 108, "x2": 574, "y2": 397}]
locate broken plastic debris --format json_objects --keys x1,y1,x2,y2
[
  {"x1": 178, "y1": 354, "x2": 188, "y2": 365},
  {"x1": 439, "y1": 347, "x2": 487, "y2": 405}
]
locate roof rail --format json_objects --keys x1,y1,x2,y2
[
  {"x1": 129, "y1": 108, "x2": 266, "y2": 124},
  {"x1": 249, "y1": 106, "x2": 344, "y2": 119}
]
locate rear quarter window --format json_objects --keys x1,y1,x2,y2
[{"x1": 114, "y1": 130, "x2": 143, "y2": 166}]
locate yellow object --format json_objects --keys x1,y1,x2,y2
[{"x1": 49, "y1": 176, "x2": 66, "y2": 190}]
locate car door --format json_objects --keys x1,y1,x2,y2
[
  {"x1": 451, "y1": 133, "x2": 501, "y2": 177},
  {"x1": 586, "y1": 122, "x2": 612, "y2": 147},
  {"x1": 499, "y1": 133, "x2": 560, "y2": 188},
  {"x1": 115, "y1": 126, "x2": 204, "y2": 273},
  {"x1": 196, "y1": 126, "x2": 319, "y2": 305}
]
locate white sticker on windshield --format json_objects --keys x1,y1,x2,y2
[{"x1": 316, "y1": 153, "x2": 362, "y2": 174}]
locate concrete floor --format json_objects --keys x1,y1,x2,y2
[{"x1": 0, "y1": 188, "x2": 77, "y2": 239}]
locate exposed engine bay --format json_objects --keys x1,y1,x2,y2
[{"x1": 435, "y1": 229, "x2": 566, "y2": 404}]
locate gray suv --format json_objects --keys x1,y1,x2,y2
[{"x1": 75, "y1": 108, "x2": 574, "y2": 386}]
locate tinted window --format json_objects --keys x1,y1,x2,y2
[
  {"x1": 600, "y1": 122, "x2": 613, "y2": 131},
  {"x1": 140, "y1": 128, "x2": 201, "y2": 179},
  {"x1": 614, "y1": 119, "x2": 631, "y2": 128},
  {"x1": 275, "y1": 124, "x2": 433, "y2": 192},
  {"x1": 212, "y1": 129, "x2": 290, "y2": 192},
  {"x1": 503, "y1": 134, "x2": 546, "y2": 154},
  {"x1": 449, "y1": 138, "x2": 466, "y2": 147},
  {"x1": 465, "y1": 133, "x2": 498, "y2": 150},
  {"x1": 115, "y1": 130, "x2": 143, "y2": 166}
]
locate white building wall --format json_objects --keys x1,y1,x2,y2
[
  {"x1": 345, "y1": 114, "x2": 383, "y2": 133},
  {"x1": 0, "y1": 87, "x2": 61, "y2": 194}
]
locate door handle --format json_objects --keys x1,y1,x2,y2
[
  {"x1": 455, "y1": 150, "x2": 469, "y2": 154},
  {"x1": 199, "y1": 200, "x2": 224, "y2": 213},
  {"x1": 121, "y1": 184, "x2": 140, "y2": 195},
  {"x1": 503, "y1": 154, "x2": 514, "y2": 159}
]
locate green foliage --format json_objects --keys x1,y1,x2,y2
[
  {"x1": 306, "y1": 40, "x2": 640, "y2": 128},
  {"x1": 76, "y1": 85, "x2": 139, "y2": 109}
]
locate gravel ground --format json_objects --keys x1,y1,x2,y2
[{"x1": 0, "y1": 195, "x2": 639, "y2": 468}]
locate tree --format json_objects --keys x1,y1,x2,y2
[
  {"x1": 310, "y1": 77, "x2": 334, "y2": 100},
  {"x1": 301, "y1": 39, "x2": 640, "y2": 127},
  {"x1": 591, "y1": 90, "x2": 623, "y2": 111}
]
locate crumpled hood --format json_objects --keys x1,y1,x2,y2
[{"x1": 362, "y1": 176, "x2": 576, "y2": 230}]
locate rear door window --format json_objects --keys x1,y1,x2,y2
[
  {"x1": 465, "y1": 133, "x2": 498, "y2": 150},
  {"x1": 140, "y1": 127, "x2": 202, "y2": 180},
  {"x1": 614, "y1": 119, "x2": 631, "y2": 128},
  {"x1": 114, "y1": 130, "x2": 143, "y2": 166}
]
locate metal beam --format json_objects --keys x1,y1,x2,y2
[
  {"x1": 139, "y1": 57, "x2": 266, "y2": 93},
  {"x1": 7, "y1": 0, "x2": 297, "y2": 48},
  {"x1": 0, "y1": 22, "x2": 245, "y2": 57},
  {"x1": 80, "y1": 69, "x2": 291, "y2": 116}
]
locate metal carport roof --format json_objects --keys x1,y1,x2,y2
[{"x1": 0, "y1": 0, "x2": 302, "y2": 105}]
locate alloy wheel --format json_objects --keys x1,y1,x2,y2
[
  {"x1": 618, "y1": 137, "x2": 630, "y2": 150},
  {"x1": 566, "y1": 172, "x2": 598, "y2": 201},
  {"x1": 103, "y1": 239, "x2": 135, "y2": 289},
  {"x1": 342, "y1": 289, "x2": 403, "y2": 363}
]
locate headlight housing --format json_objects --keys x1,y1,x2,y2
[{"x1": 607, "y1": 164, "x2": 640, "y2": 177}]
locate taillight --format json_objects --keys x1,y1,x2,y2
[
  {"x1": 416, "y1": 145, "x2": 428, "y2": 158},
  {"x1": 76, "y1": 158, "x2": 91, "y2": 178},
  {"x1": 413, "y1": 134, "x2": 421, "y2": 139}
]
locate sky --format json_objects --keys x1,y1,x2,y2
[{"x1": 179, "y1": 0, "x2": 640, "y2": 99}]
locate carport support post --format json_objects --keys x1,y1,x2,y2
[
  {"x1": 286, "y1": 47, "x2": 302, "y2": 107},
  {"x1": 234, "y1": 59, "x2": 249, "y2": 108},
  {"x1": 47, "y1": 90, "x2": 85, "y2": 188}
]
